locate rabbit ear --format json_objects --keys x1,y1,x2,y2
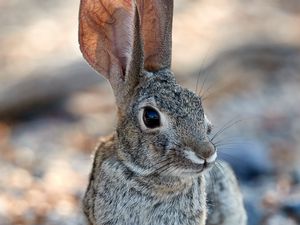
[
  {"x1": 79, "y1": 0, "x2": 143, "y2": 105},
  {"x1": 137, "y1": 0, "x2": 174, "y2": 71}
]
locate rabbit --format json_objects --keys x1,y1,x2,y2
[{"x1": 78, "y1": 0, "x2": 247, "y2": 225}]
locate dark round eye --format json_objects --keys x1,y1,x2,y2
[{"x1": 143, "y1": 107, "x2": 161, "y2": 129}]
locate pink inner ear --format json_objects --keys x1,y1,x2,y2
[
  {"x1": 124, "y1": 0, "x2": 132, "y2": 7},
  {"x1": 113, "y1": 11, "x2": 134, "y2": 79},
  {"x1": 79, "y1": 0, "x2": 135, "y2": 81},
  {"x1": 137, "y1": 0, "x2": 173, "y2": 71}
]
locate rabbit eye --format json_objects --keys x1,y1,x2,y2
[{"x1": 143, "y1": 107, "x2": 161, "y2": 129}]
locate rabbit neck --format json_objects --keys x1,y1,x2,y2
[
  {"x1": 114, "y1": 153, "x2": 194, "y2": 197},
  {"x1": 132, "y1": 169, "x2": 196, "y2": 198},
  {"x1": 116, "y1": 145, "x2": 196, "y2": 196},
  {"x1": 83, "y1": 134, "x2": 207, "y2": 225},
  {"x1": 97, "y1": 157, "x2": 207, "y2": 225}
]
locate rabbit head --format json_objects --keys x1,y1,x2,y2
[{"x1": 79, "y1": 0, "x2": 217, "y2": 178}]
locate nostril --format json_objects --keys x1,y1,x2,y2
[
  {"x1": 198, "y1": 141, "x2": 215, "y2": 159},
  {"x1": 184, "y1": 141, "x2": 217, "y2": 165},
  {"x1": 185, "y1": 140, "x2": 216, "y2": 162}
]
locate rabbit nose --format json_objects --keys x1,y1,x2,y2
[
  {"x1": 184, "y1": 141, "x2": 217, "y2": 165},
  {"x1": 190, "y1": 141, "x2": 216, "y2": 160},
  {"x1": 198, "y1": 141, "x2": 215, "y2": 159}
]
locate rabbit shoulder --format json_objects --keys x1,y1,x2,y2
[{"x1": 205, "y1": 161, "x2": 247, "y2": 225}]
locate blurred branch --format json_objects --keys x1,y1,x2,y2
[{"x1": 0, "y1": 60, "x2": 102, "y2": 119}]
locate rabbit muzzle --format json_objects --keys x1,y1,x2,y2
[{"x1": 184, "y1": 141, "x2": 217, "y2": 170}]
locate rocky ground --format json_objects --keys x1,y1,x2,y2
[{"x1": 0, "y1": 0, "x2": 300, "y2": 225}]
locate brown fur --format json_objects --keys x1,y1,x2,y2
[{"x1": 79, "y1": 1, "x2": 247, "y2": 224}]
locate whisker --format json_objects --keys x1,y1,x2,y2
[
  {"x1": 150, "y1": 157, "x2": 172, "y2": 168},
  {"x1": 198, "y1": 71, "x2": 210, "y2": 98},
  {"x1": 210, "y1": 118, "x2": 244, "y2": 142},
  {"x1": 195, "y1": 60, "x2": 205, "y2": 94},
  {"x1": 201, "y1": 88, "x2": 217, "y2": 102},
  {"x1": 214, "y1": 142, "x2": 246, "y2": 148},
  {"x1": 136, "y1": 160, "x2": 178, "y2": 194},
  {"x1": 214, "y1": 161, "x2": 226, "y2": 176},
  {"x1": 218, "y1": 152, "x2": 250, "y2": 165},
  {"x1": 196, "y1": 53, "x2": 210, "y2": 96},
  {"x1": 200, "y1": 82, "x2": 216, "y2": 101},
  {"x1": 148, "y1": 157, "x2": 177, "y2": 176},
  {"x1": 215, "y1": 161, "x2": 238, "y2": 184},
  {"x1": 213, "y1": 137, "x2": 251, "y2": 146},
  {"x1": 156, "y1": 161, "x2": 177, "y2": 175},
  {"x1": 162, "y1": 164, "x2": 180, "y2": 177}
]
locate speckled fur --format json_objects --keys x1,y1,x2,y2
[
  {"x1": 82, "y1": 71, "x2": 247, "y2": 225},
  {"x1": 84, "y1": 134, "x2": 207, "y2": 225},
  {"x1": 205, "y1": 161, "x2": 247, "y2": 225},
  {"x1": 79, "y1": 1, "x2": 247, "y2": 224}
]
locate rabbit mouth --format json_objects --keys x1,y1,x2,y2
[
  {"x1": 183, "y1": 160, "x2": 215, "y2": 174},
  {"x1": 169, "y1": 160, "x2": 215, "y2": 177},
  {"x1": 181, "y1": 151, "x2": 217, "y2": 174},
  {"x1": 184, "y1": 150, "x2": 217, "y2": 164},
  {"x1": 155, "y1": 150, "x2": 217, "y2": 177},
  {"x1": 150, "y1": 147, "x2": 217, "y2": 177}
]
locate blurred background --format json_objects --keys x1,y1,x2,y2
[{"x1": 0, "y1": 0, "x2": 300, "y2": 224}]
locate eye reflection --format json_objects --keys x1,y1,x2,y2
[{"x1": 143, "y1": 107, "x2": 161, "y2": 129}]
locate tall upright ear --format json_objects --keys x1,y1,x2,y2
[
  {"x1": 137, "y1": 0, "x2": 174, "y2": 71},
  {"x1": 79, "y1": 0, "x2": 143, "y2": 105}
]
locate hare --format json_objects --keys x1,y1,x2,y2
[{"x1": 79, "y1": 0, "x2": 247, "y2": 225}]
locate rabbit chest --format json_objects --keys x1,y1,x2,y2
[{"x1": 87, "y1": 159, "x2": 207, "y2": 225}]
